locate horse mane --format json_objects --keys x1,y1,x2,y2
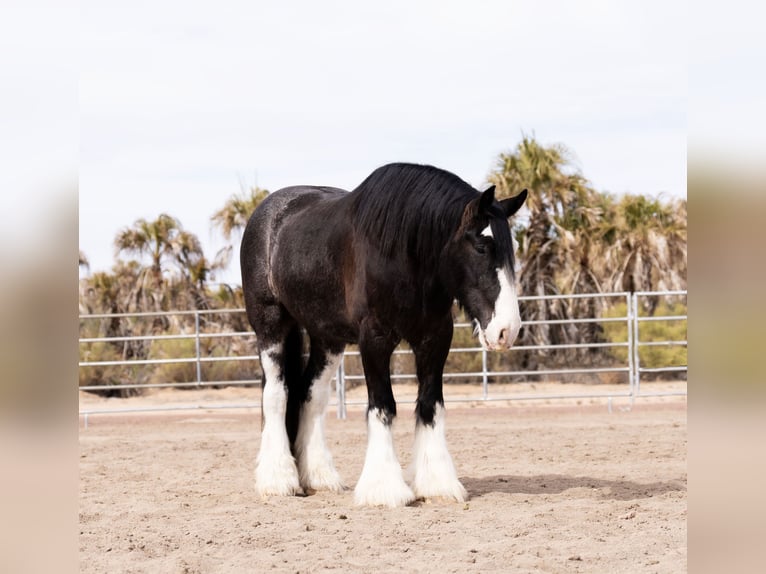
[{"x1": 350, "y1": 163, "x2": 515, "y2": 274}]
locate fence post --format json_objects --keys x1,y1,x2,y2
[
  {"x1": 482, "y1": 347, "x2": 488, "y2": 400},
  {"x1": 632, "y1": 292, "x2": 641, "y2": 398},
  {"x1": 626, "y1": 292, "x2": 635, "y2": 400},
  {"x1": 336, "y1": 359, "x2": 346, "y2": 420},
  {"x1": 195, "y1": 311, "x2": 202, "y2": 387}
]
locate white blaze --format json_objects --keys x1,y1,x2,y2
[
  {"x1": 482, "y1": 268, "x2": 521, "y2": 350},
  {"x1": 478, "y1": 223, "x2": 522, "y2": 350}
]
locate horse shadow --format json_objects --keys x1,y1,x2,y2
[{"x1": 460, "y1": 474, "x2": 685, "y2": 501}]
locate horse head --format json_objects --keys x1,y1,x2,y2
[{"x1": 444, "y1": 186, "x2": 528, "y2": 351}]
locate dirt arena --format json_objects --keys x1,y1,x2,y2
[{"x1": 79, "y1": 385, "x2": 687, "y2": 573}]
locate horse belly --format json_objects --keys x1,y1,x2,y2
[{"x1": 281, "y1": 275, "x2": 355, "y2": 339}]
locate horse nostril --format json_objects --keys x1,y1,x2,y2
[{"x1": 498, "y1": 328, "x2": 508, "y2": 346}]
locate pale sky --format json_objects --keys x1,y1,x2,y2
[{"x1": 79, "y1": 0, "x2": 688, "y2": 286}]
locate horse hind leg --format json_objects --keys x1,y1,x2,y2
[
  {"x1": 255, "y1": 325, "x2": 303, "y2": 498},
  {"x1": 293, "y1": 341, "x2": 345, "y2": 493},
  {"x1": 283, "y1": 326, "x2": 306, "y2": 450}
]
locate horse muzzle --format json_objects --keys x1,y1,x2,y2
[{"x1": 478, "y1": 320, "x2": 521, "y2": 352}]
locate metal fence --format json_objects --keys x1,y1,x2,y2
[{"x1": 79, "y1": 290, "x2": 687, "y2": 420}]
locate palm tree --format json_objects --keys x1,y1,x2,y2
[
  {"x1": 114, "y1": 213, "x2": 182, "y2": 284},
  {"x1": 83, "y1": 215, "x2": 248, "y2": 394},
  {"x1": 114, "y1": 214, "x2": 217, "y2": 330},
  {"x1": 607, "y1": 194, "x2": 687, "y2": 301},
  {"x1": 79, "y1": 250, "x2": 90, "y2": 272},
  {"x1": 487, "y1": 136, "x2": 687, "y2": 374},
  {"x1": 489, "y1": 137, "x2": 605, "y2": 292},
  {"x1": 168, "y1": 230, "x2": 232, "y2": 310},
  {"x1": 113, "y1": 213, "x2": 223, "y2": 307},
  {"x1": 80, "y1": 269, "x2": 119, "y2": 320},
  {"x1": 79, "y1": 261, "x2": 155, "y2": 396},
  {"x1": 488, "y1": 137, "x2": 606, "y2": 351},
  {"x1": 211, "y1": 186, "x2": 269, "y2": 242}
]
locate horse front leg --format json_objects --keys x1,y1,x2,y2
[
  {"x1": 354, "y1": 321, "x2": 415, "y2": 507},
  {"x1": 409, "y1": 316, "x2": 467, "y2": 502}
]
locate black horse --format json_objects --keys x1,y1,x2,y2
[{"x1": 241, "y1": 163, "x2": 527, "y2": 507}]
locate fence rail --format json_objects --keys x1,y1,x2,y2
[{"x1": 79, "y1": 290, "x2": 687, "y2": 420}]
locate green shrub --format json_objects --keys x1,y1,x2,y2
[
  {"x1": 147, "y1": 335, "x2": 261, "y2": 387},
  {"x1": 602, "y1": 300, "x2": 687, "y2": 378},
  {"x1": 148, "y1": 337, "x2": 197, "y2": 384},
  {"x1": 79, "y1": 341, "x2": 147, "y2": 397}
]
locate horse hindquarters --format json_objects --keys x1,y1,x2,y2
[
  {"x1": 241, "y1": 196, "x2": 303, "y2": 497},
  {"x1": 243, "y1": 188, "x2": 350, "y2": 498}
]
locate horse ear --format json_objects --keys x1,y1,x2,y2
[
  {"x1": 462, "y1": 185, "x2": 497, "y2": 225},
  {"x1": 499, "y1": 189, "x2": 528, "y2": 218},
  {"x1": 479, "y1": 186, "x2": 496, "y2": 212}
]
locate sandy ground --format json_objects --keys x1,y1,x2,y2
[{"x1": 79, "y1": 386, "x2": 686, "y2": 573}]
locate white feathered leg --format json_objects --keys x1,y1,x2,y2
[
  {"x1": 408, "y1": 403, "x2": 467, "y2": 502},
  {"x1": 354, "y1": 408, "x2": 415, "y2": 507},
  {"x1": 254, "y1": 346, "x2": 301, "y2": 497},
  {"x1": 294, "y1": 353, "x2": 345, "y2": 492}
]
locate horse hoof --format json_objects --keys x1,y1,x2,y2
[
  {"x1": 411, "y1": 477, "x2": 468, "y2": 503},
  {"x1": 412, "y1": 484, "x2": 468, "y2": 503},
  {"x1": 354, "y1": 479, "x2": 415, "y2": 507},
  {"x1": 255, "y1": 485, "x2": 303, "y2": 498},
  {"x1": 300, "y1": 473, "x2": 346, "y2": 494},
  {"x1": 255, "y1": 458, "x2": 301, "y2": 498}
]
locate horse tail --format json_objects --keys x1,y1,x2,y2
[{"x1": 283, "y1": 324, "x2": 305, "y2": 452}]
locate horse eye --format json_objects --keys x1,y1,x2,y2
[{"x1": 469, "y1": 231, "x2": 492, "y2": 255}]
